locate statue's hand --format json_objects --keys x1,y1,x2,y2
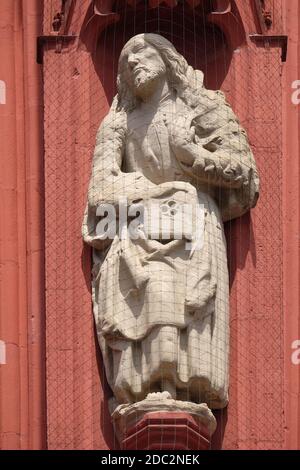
[
  {"x1": 166, "y1": 113, "x2": 197, "y2": 166},
  {"x1": 167, "y1": 112, "x2": 196, "y2": 143},
  {"x1": 128, "y1": 181, "x2": 197, "y2": 205},
  {"x1": 192, "y1": 151, "x2": 247, "y2": 188}
]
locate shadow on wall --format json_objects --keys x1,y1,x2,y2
[
  {"x1": 95, "y1": 330, "x2": 119, "y2": 450},
  {"x1": 211, "y1": 408, "x2": 228, "y2": 449},
  {"x1": 79, "y1": 2, "x2": 236, "y2": 99},
  {"x1": 225, "y1": 212, "x2": 257, "y2": 289},
  {"x1": 81, "y1": 244, "x2": 118, "y2": 449}
]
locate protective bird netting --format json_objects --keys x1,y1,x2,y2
[{"x1": 43, "y1": 0, "x2": 284, "y2": 450}]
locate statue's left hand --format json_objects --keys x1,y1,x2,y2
[
  {"x1": 166, "y1": 112, "x2": 195, "y2": 142},
  {"x1": 166, "y1": 113, "x2": 198, "y2": 166}
]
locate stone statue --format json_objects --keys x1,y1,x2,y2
[{"x1": 82, "y1": 33, "x2": 259, "y2": 440}]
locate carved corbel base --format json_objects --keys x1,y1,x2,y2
[{"x1": 111, "y1": 392, "x2": 217, "y2": 450}]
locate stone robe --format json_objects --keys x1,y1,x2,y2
[{"x1": 82, "y1": 87, "x2": 259, "y2": 408}]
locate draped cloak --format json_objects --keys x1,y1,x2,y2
[{"x1": 82, "y1": 87, "x2": 259, "y2": 408}]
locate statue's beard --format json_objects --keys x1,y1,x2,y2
[{"x1": 132, "y1": 67, "x2": 165, "y2": 97}]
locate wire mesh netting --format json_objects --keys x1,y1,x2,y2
[{"x1": 43, "y1": 0, "x2": 284, "y2": 450}]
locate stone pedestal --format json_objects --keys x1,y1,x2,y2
[
  {"x1": 112, "y1": 392, "x2": 217, "y2": 450},
  {"x1": 122, "y1": 412, "x2": 212, "y2": 450}
]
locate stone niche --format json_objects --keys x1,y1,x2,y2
[
  {"x1": 78, "y1": 0, "x2": 246, "y2": 93},
  {"x1": 81, "y1": 6, "x2": 259, "y2": 448}
]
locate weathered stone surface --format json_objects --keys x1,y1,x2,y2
[
  {"x1": 112, "y1": 391, "x2": 217, "y2": 445},
  {"x1": 82, "y1": 33, "x2": 259, "y2": 432}
]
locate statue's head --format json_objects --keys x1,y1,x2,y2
[{"x1": 117, "y1": 33, "x2": 200, "y2": 111}]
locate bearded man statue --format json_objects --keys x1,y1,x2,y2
[{"x1": 82, "y1": 33, "x2": 259, "y2": 442}]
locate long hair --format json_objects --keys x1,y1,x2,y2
[{"x1": 116, "y1": 33, "x2": 204, "y2": 112}]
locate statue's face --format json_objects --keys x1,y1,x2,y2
[{"x1": 119, "y1": 37, "x2": 167, "y2": 98}]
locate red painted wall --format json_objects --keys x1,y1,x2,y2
[
  {"x1": 0, "y1": 0, "x2": 46, "y2": 450},
  {"x1": 282, "y1": 0, "x2": 300, "y2": 449},
  {"x1": 0, "y1": 0, "x2": 299, "y2": 450}
]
